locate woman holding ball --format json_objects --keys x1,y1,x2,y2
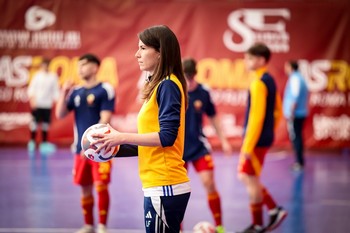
[{"x1": 93, "y1": 25, "x2": 191, "y2": 233}]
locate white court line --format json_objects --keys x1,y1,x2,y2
[
  {"x1": 0, "y1": 229, "x2": 197, "y2": 233},
  {"x1": 0, "y1": 229, "x2": 142, "y2": 233}
]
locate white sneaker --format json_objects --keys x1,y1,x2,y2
[
  {"x1": 97, "y1": 224, "x2": 108, "y2": 233},
  {"x1": 75, "y1": 225, "x2": 95, "y2": 233},
  {"x1": 27, "y1": 140, "x2": 35, "y2": 152},
  {"x1": 39, "y1": 142, "x2": 56, "y2": 155}
]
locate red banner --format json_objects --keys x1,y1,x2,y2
[{"x1": 1, "y1": 0, "x2": 349, "y2": 149}]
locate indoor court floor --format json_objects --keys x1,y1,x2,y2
[{"x1": 0, "y1": 146, "x2": 349, "y2": 233}]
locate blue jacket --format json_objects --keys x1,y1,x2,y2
[{"x1": 283, "y1": 71, "x2": 309, "y2": 118}]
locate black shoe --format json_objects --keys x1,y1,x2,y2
[
  {"x1": 236, "y1": 224, "x2": 265, "y2": 233},
  {"x1": 265, "y1": 206, "x2": 288, "y2": 231}
]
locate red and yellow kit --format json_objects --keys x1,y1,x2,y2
[{"x1": 240, "y1": 67, "x2": 282, "y2": 176}]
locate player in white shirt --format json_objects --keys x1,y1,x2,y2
[{"x1": 27, "y1": 58, "x2": 59, "y2": 154}]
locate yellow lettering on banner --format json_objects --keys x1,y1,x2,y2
[
  {"x1": 33, "y1": 56, "x2": 119, "y2": 88},
  {"x1": 327, "y1": 60, "x2": 348, "y2": 92},
  {"x1": 97, "y1": 57, "x2": 118, "y2": 88},
  {"x1": 196, "y1": 58, "x2": 253, "y2": 89},
  {"x1": 348, "y1": 64, "x2": 350, "y2": 90},
  {"x1": 196, "y1": 58, "x2": 217, "y2": 87},
  {"x1": 28, "y1": 56, "x2": 43, "y2": 82},
  {"x1": 50, "y1": 56, "x2": 79, "y2": 85}
]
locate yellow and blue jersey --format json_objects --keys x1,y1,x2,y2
[
  {"x1": 137, "y1": 74, "x2": 189, "y2": 189},
  {"x1": 66, "y1": 82, "x2": 115, "y2": 154},
  {"x1": 242, "y1": 68, "x2": 282, "y2": 154}
]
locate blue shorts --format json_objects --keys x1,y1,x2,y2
[{"x1": 144, "y1": 192, "x2": 190, "y2": 233}]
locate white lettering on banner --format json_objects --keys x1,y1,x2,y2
[
  {"x1": 25, "y1": 6, "x2": 56, "y2": 31},
  {"x1": 299, "y1": 60, "x2": 331, "y2": 92},
  {"x1": 210, "y1": 89, "x2": 248, "y2": 106},
  {"x1": 0, "y1": 113, "x2": 32, "y2": 131},
  {"x1": 0, "y1": 6, "x2": 81, "y2": 50},
  {"x1": 0, "y1": 87, "x2": 28, "y2": 103},
  {"x1": 0, "y1": 30, "x2": 81, "y2": 49},
  {"x1": 204, "y1": 114, "x2": 243, "y2": 138},
  {"x1": 0, "y1": 87, "x2": 12, "y2": 102},
  {"x1": 223, "y1": 8, "x2": 290, "y2": 53},
  {"x1": 309, "y1": 92, "x2": 346, "y2": 107},
  {"x1": 13, "y1": 88, "x2": 29, "y2": 102},
  {"x1": 0, "y1": 56, "x2": 32, "y2": 87},
  {"x1": 0, "y1": 31, "x2": 30, "y2": 47},
  {"x1": 313, "y1": 114, "x2": 350, "y2": 141}
]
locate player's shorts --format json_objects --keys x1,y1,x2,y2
[
  {"x1": 144, "y1": 192, "x2": 190, "y2": 233},
  {"x1": 32, "y1": 108, "x2": 52, "y2": 123},
  {"x1": 238, "y1": 147, "x2": 269, "y2": 176},
  {"x1": 184, "y1": 154, "x2": 214, "y2": 172},
  {"x1": 73, "y1": 153, "x2": 112, "y2": 186}
]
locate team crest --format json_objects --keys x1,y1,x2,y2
[
  {"x1": 87, "y1": 94, "x2": 95, "y2": 105},
  {"x1": 194, "y1": 100, "x2": 203, "y2": 111}
]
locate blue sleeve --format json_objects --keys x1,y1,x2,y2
[
  {"x1": 204, "y1": 89, "x2": 216, "y2": 117},
  {"x1": 66, "y1": 90, "x2": 75, "y2": 111},
  {"x1": 115, "y1": 144, "x2": 138, "y2": 157},
  {"x1": 157, "y1": 79, "x2": 181, "y2": 147}
]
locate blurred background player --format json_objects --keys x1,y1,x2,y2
[
  {"x1": 237, "y1": 43, "x2": 287, "y2": 233},
  {"x1": 182, "y1": 58, "x2": 232, "y2": 233},
  {"x1": 27, "y1": 58, "x2": 59, "y2": 155},
  {"x1": 283, "y1": 60, "x2": 309, "y2": 171},
  {"x1": 55, "y1": 54, "x2": 115, "y2": 233}
]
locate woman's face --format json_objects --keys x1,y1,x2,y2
[{"x1": 135, "y1": 39, "x2": 160, "y2": 75}]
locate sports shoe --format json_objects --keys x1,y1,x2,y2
[
  {"x1": 97, "y1": 224, "x2": 108, "y2": 233},
  {"x1": 236, "y1": 224, "x2": 265, "y2": 233},
  {"x1": 39, "y1": 142, "x2": 56, "y2": 155},
  {"x1": 216, "y1": 225, "x2": 226, "y2": 233},
  {"x1": 265, "y1": 206, "x2": 288, "y2": 231},
  {"x1": 75, "y1": 224, "x2": 95, "y2": 233},
  {"x1": 27, "y1": 140, "x2": 35, "y2": 152}
]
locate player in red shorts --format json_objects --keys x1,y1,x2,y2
[
  {"x1": 236, "y1": 43, "x2": 287, "y2": 233},
  {"x1": 55, "y1": 54, "x2": 115, "y2": 233},
  {"x1": 182, "y1": 58, "x2": 232, "y2": 233}
]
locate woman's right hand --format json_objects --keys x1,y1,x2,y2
[{"x1": 91, "y1": 124, "x2": 123, "y2": 153}]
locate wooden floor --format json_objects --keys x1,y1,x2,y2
[{"x1": 0, "y1": 146, "x2": 349, "y2": 233}]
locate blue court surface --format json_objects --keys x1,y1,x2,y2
[{"x1": 1, "y1": 147, "x2": 350, "y2": 233}]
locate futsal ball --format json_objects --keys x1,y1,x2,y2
[
  {"x1": 81, "y1": 123, "x2": 119, "y2": 162},
  {"x1": 193, "y1": 221, "x2": 216, "y2": 233}
]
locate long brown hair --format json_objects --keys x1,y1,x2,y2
[{"x1": 138, "y1": 25, "x2": 188, "y2": 108}]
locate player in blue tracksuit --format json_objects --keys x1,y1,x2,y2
[
  {"x1": 283, "y1": 60, "x2": 309, "y2": 171},
  {"x1": 182, "y1": 58, "x2": 232, "y2": 233}
]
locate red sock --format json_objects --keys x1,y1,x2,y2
[
  {"x1": 81, "y1": 195, "x2": 94, "y2": 225},
  {"x1": 97, "y1": 184, "x2": 109, "y2": 225},
  {"x1": 262, "y1": 187, "x2": 277, "y2": 210},
  {"x1": 250, "y1": 202, "x2": 263, "y2": 226},
  {"x1": 208, "y1": 191, "x2": 222, "y2": 226}
]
